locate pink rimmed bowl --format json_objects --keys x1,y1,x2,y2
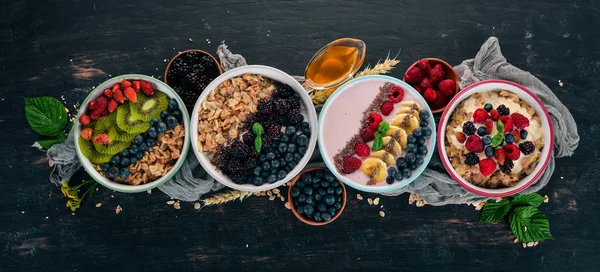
[{"x1": 437, "y1": 79, "x2": 554, "y2": 197}]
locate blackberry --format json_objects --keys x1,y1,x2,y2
[
  {"x1": 500, "y1": 159, "x2": 514, "y2": 174},
  {"x1": 519, "y1": 141, "x2": 535, "y2": 155},
  {"x1": 497, "y1": 104, "x2": 510, "y2": 116},
  {"x1": 229, "y1": 171, "x2": 249, "y2": 184},
  {"x1": 284, "y1": 97, "x2": 301, "y2": 110},
  {"x1": 257, "y1": 99, "x2": 274, "y2": 116},
  {"x1": 229, "y1": 141, "x2": 253, "y2": 158},
  {"x1": 242, "y1": 131, "x2": 254, "y2": 145},
  {"x1": 287, "y1": 113, "x2": 304, "y2": 125},
  {"x1": 465, "y1": 152, "x2": 480, "y2": 166},
  {"x1": 274, "y1": 99, "x2": 292, "y2": 114},
  {"x1": 266, "y1": 124, "x2": 281, "y2": 139},
  {"x1": 462, "y1": 121, "x2": 476, "y2": 135},
  {"x1": 276, "y1": 84, "x2": 295, "y2": 98}
]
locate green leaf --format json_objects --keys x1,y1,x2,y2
[
  {"x1": 512, "y1": 193, "x2": 546, "y2": 207},
  {"x1": 509, "y1": 206, "x2": 554, "y2": 243},
  {"x1": 374, "y1": 131, "x2": 382, "y2": 138},
  {"x1": 254, "y1": 137, "x2": 263, "y2": 153},
  {"x1": 491, "y1": 134, "x2": 504, "y2": 147},
  {"x1": 371, "y1": 136, "x2": 383, "y2": 151},
  {"x1": 25, "y1": 97, "x2": 68, "y2": 137},
  {"x1": 252, "y1": 122, "x2": 264, "y2": 136},
  {"x1": 478, "y1": 198, "x2": 511, "y2": 223},
  {"x1": 496, "y1": 120, "x2": 504, "y2": 134},
  {"x1": 377, "y1": 121, "x2": 390, "y2": 134},
  {"x1": 36, "y1": 133, "x2": 67, "y2": 149}
]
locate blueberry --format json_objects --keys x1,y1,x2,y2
[
  {"x1": 303, "y1": 205, "x2": 314, "y2": 216},
  {"x1": 327, "y1": 187, "x2": 335, "y2": 194},
  {"x1": 102, "y1": 163, "x2": 111, "y2": 172},
  {"x1": 485, "y1": 146, "x2": 495, "y2": 158},
  {"x1": 259, "y1": 155, "x2": 266, "y2": 162},
  {"x1": 321, "y1": 213, "x2": 332, "y2": 222},
  {"x1": 327, "y1": 207, "x2": 337, "y2": 217},
  {"x1": 520, "y1": 130, "x2": 528, "y2": 140},
  {"x1": 294, "y1": 153, "x2": 303, "y2": 163},
  {"x1": 335, "y1": 186, "x2": 343, "y2": 195},
  {"x1": 484, "y1": 103, "x2": 493, "y2": 112},
  {"x1": 284, "y1": 166, "x2": 292, "y2": 173},
  {"x1": 280, "y1": 158, "x2": 287, "y2": 167},
  {"x1": 477, "y1": 127, "x2": 487, "y2": 136},
  {"x1": 396, "y1": 157, "x2": 407, "y2": 169},
  {"x1": 253, "y1": 167, "x2": 262, "y2": 176},
  {"x1": 160, "y1": 110, "x2": 170, "y2": 120},
  {"x1": 386, "y1": 175, "x2": 395, "y2": 184},
  {"x1": 262, "y1": 161, "x2": 271, "y2": 171},
  {"x1": 296, "y1": 135, "x2": 308, "y2": 147},
  {"x1": 324, "y1": 172, "x2": 335, "y2": 182},
  {"x1": 406, "y1": 143, "x2": 417, "y2": 154},
  {"x1": 130, "y1": 157, "x2": 137, "y2": 164},
  {"x1": 150, "y1": 118, "x2": 159, "y2": 126},
  {"x1": 407, "y1": 134, "x2": 416, "y2": 144},
  {"x1": 108, "y1": 167, "x2": 119, "y2": 179},
  {"x1": 285, "y1": 152, "x2": 294, "y2": 162},
  {"x1": 278, "y1": 142, "x2": 287, "y2": 153},
  {"x1": 157, "y1": 122, "x2": 167, "y2": 133},
  {"x1": 166, "y1": 116, "x2": 178, "y2": 129},
  {"x1": 146, "y1": 138, "x2": 155, "y2": 147},
  {"x1": 168, "y1": 99, "x2": 179, "y2": 110},
  {"x1": 420, "y1": 119, "x2": 429, "y2": 127},
  {"x1": 313, "y1": 212, "x2": 322, "y2": 222},
  {"x1": 271, "y1": 168, "x2": 278, "y2": 174},
  {"x1": 147, "y1": 127, "x2": 158, "y2": 138},
  {"x1": 406, "y1": 153, "x2": 416, "y2": 164},
  {"x1": 335, "y1": 195, "x2": 342, "y2": 202},
  {"x1": 320, "y1": 181, "x2": 329, "y2": 188},
  {"x1": 136, "y1": 152, "x2": 144, "y2": 159},
  {"x1": 403, "y1": 169, "x2": 412, "y2": 178},
  {"x1": 505, "y1": 133, "x2": 515, "y2": 144},
  {"x1": 285, "y1": 126, "x2": 297, "y2": 136},
  {"x1": 413, "y1": 128, "x2": 422, "y2": 137},
  {"x1": 253, "y1": 176, "x2": 264, "y2": 186},
  {"x1": 421, "y1": 127, "x2": 432, "y2": 137},
  {"x1": 139, "y1": 143, "x2": 148, "y2": 152},
  {"x1": 281, "y1": 135, "x2": 290, "y2": 143},
  {"x1": 289, "y1": 161, "x2": 297, "y2": 168},
  {"x1": 287, "y1": 143, "x2": 297, "y2": 153},
  {"x1": 388, "y1": 167, "x2": 397, "y2": 176},
  {"x1": 482, "y1": 135, "x2": 492, "y2": 145},
  {"x1": 111, "y1": 155, "x2": 121, "y2": 165},
  {"x1": 315, "y1": 194, "x2": 322, "y2": 201},
  {"x1": 298, "y1": 146, "x2": 307, "y2": 155},
  {"x1": 291, "y1": 187, "x2": 300, "y2": 197},
  {"x1": 418, "y1": 145, "x2": 428, "y2": 155},
  {"x1": 267, "y1": 174, "x2": 277, "y2": 183},
  {"x1": 305, "y1": 195, "x2": 314, "y2": 205},
  {"x1": 271, "y1": 160, "x2": 280, "y2": 169},
  {"x1": 394, "y1": 172, "x2": 403, "y2": 181},
  {"x1": 317, "y1": 203, "x2": 327, "y2": 212},
  {"x1": 415, "y1": 156, "x2": 424, "y2": 166},
  {"x1": 419, "y1": 109, "x2": 429, "y2": 120},
  {"x1": 277, "y1": 170, "x2": 287, "y2": 180},
  {"x1": 416, "y1": 136, "x2": 426, "y2": 145},
  {"x1": 300, "y1": 122, "x2": 310, "y2": 134},
  {"x1": 262, "y1": 172, "x2": 269, "y2": 178},
  {"x1": 265, "y1": 152, "x2": 276, "y2": 161},
  {"x1": 334, "y1": 202, "x2": 342, "y2": 210},
  {"x1": 121, "y1": 149, "x2": 129, "y2": 157},
  {"x1": 120, "y1": 157, "x2": 131, "y2": 167},
  {"x1": 313, "y1": 176, "x2": 322, "y2": 184},
  {"x1": 409, "y1": 163, "x2": 417, "y2": 170},
  {"x1": 318, "y1": 188, "x2": 326, "y2": 196},
  {"x1": 134, "y1": 135, "x2": 144, "y2": 145},
  {"x1": 119, "y1": 167, "x2": 130, "y2": 178},
  {"x1": 298, "y1": 194, "x2": 307, "y2": 203},
  {"x1": 296, "y1": 205, "x2": 304, "y2": 214},
  {"x1": 303, "y1": 186, "x2": 313, "y2": 196},
  {"x1": 325, "y1": 194, "x2": 336, "y2": 205},
  {"x1": 171, "y1": 110, "x2": 182, "y2": 122}
]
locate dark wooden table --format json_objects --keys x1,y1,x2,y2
[{"x1": 2, "y1": 0, "x2": 598, "y2": 271}]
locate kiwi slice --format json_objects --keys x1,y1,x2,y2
[
  {"x1": 130, "y1": 92, "x2": 168, "y2": 121},
  {"x1": 78, "y1": 136, "x2": 113, "y2": 164},
  {"x1": 116, "y1": 101, "x2": 151, "y2": 134},
  {"x1": 93, "y1": 113, "x2": 131, "y2": 155}
]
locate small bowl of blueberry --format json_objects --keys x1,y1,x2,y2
[{"x1": 288, "y1": 167, "x2": 347, "y2": 226}]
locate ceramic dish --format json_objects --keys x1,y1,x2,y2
[
  {"x1": 190, "y1": 65, "x2": 318, "y2": 192},
  {"x1": 402, "y1": 58, "x2": 459, "y2": 114},
  {"x1": 318, "y1": 75, "x2": 436, "y2": 193},
  {"x1": 74, "y1": 74, "x2": 190, "y2": 193},
  {"x1": 437, "y1": 79, "x2": 554, "y2": 197}
]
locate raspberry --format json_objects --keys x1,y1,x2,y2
[
  {"x1": 465, "y1": 152, "x2": 479, "y2": 166},
  {"x1": 121, "y1": 80, "x2": 132, "y2": 89},
  {"x1": 473, "y1": 108, "x2": 489, "y2": 124},
  {"x1": 419, "y1": 78, "x2": 433, "y2": 90},
  {"x1": 499, "y1": 116, "x2": 513, "y2": 133},
  {"x1": 94, "y1": 96, "x2": 108, "y2": 113},
  {"x1": 101, "y1": 109, "x2": 109, "y2": 116},
  {"x1": 388, "y1": 86, "x2": 405, "y2": 103},
  {"x1": 428, "y1": 66, "x2": 445, "y2": 83},
  {"x1": 455, "y1": 132, "x2": 466, "y2": 143},
  {"x1": 341, "y1": 156, "x2": 362, "y2": 174},
  {"x1": 512, "y1": 129, "x2": 521, "y2": 142},
  {"x1": 92, "y1": 133, "x2": 109, "y2": 145},
  {"x1": 124, "y1": 87, "x2": 137, "y2": 103},
  {"x1": 81, "y1": 128, "x2": 93, "y2": 140},
  {"x1": 416, "y1": 59, "x2": 431, "y2": 75},
  {"x1": 367, "y1": 113, "x2": 383, "y2": 130},
  {"x1": 438, "y1": 79, "x2": 456, "y2": 97},
  {"x1": 380, "y1": 101, "x2": 394, "y2": 116},
  {"x1": 90, "y1": 111, "x2": 101, "y2": 120},
  {"x1": 354, "y1": 143, "x2": 370, "y2": 157},
  {"x1": 140, "y1": 80, "x2": 154, "y2": 95},
  {"x1": 412, "y1": 84, "x2": 423, "y2": 94},
  {"x1": 87, "y1": 100, "x2": 97, "y2": 111},
  {"x1": 433, "y1": 93, "x2": 448, "y2": 108},
  {"x1": 132, "y1": 81, "x2": 141, "y2": 92},
  {"x1": 500, "y1": 159, "x2": 514, "y2": 174},
  {"x1": 494, "y1": 149, "x2": 506, "y2": 165},
  {"x1": 496, "y1": 104, "x2": 510, "y2": 116},
  {"x1": 404, "y1": 67, "x2": 424, "y2": 83},
  {"x1": 465, "y1": 135, "x2": 484, "y2": 153},
  {"x1": 113, "y1": 89, "x2": 125, "y2": 104},
  {"x1": 462, "y1": 121, "x2": 476, "y2": 135},
  {"x1": 478, "y1": 158, "x2": 497, "y2": 176},
  {"x1": 519, "y1": 141, "x2": 535, "y2": 155},
  {"x1": 79, "y1": 114, "x2": 91, "y2": 125},
  {"x1": 423, "y1": 88, "x2": 438, "y2": 104},
  {"x1": 103, "y1": 88, "x2": 113, "y2": 98},
  {"x1": 510, "y1": 113, "x2": 530, "y2": 129},
  {"x1": 485, "y1": 119, "x2": 494, "y2": 134},
  {"x1": 108, "y1": 99, "x2": 118, "y2": 112},
  {"x1": 490, "y1": 109, "x2": 500, "y2": 121},
  {"x1": 360, "y1": 128, "x2": 375, "y2": 142},
  {"x1": 502, "y1": 144, "x2": 521, "y2": 161}
]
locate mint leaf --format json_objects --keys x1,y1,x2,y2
[
  {"x1": 252, "y1": 122, "x2": 264, "y2": 136},
  {"x1": 25, "y1": 97, "x2": 67, "y2": 137},
  {"x1": 509, "y1": 206, "x2": 554, "y2": 243},
  {"x1": 371, "y1": 136, "x2": 383, "y2": 151},
  {"x1": 491, "y1": 134, "x2": 503, "y2": 147},
  {"x1": 36, "y1": 133, "x2": 67, "y2": 149},
  {"x1": 496, "y1": 120, "x2": 504, "y2": 134},
  {"x1": 478, "y1": 198, "x2": 511, "y2": 223},
  {"x1": 512, "y1": 193, "x2": 546, "y2": 207},
  {"x1": 377, "y1": 121, "x2": 390, "y2": 134},
  {"x1": 374, "y1": 132, "x2": 382, "y2": 138},
  {"x1": 254, "y1": 137, "x2": 262, "y2": 153}
]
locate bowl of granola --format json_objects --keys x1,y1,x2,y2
[
  {"x1": 191, "y1": 65, "x2": 318, "y2": 192},
  {"x1": 438, "y1": 79, "x2": 554, "y2": 197},
  {"x1": 74, "y1": 74, "x2": 190, "y2": 193}
]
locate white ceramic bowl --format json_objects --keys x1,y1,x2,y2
[
  {"x1": 190, "y1": 65, "x2": 318, "y2": 192},
  {"x1": 437, "y1": 79, "x2": 554, "y2": 197},
  {"x1": 318, "y1": 75, "x2": 437, "y2": 193},
  {"x1": 74, "y1": 74, "x2": 190, "y2": 193}
]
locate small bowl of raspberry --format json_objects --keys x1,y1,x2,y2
[{"x1": 403, "y1": 58, "x2": 459, "y2": 114}]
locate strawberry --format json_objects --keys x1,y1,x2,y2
[
  {"x1": 132, "y1": 81, "x2": 141, "y2": 92},
  {"x1": 90, "y1": 111, "x2": 101, "y2": 120},
  {"x1": 513, "y1": 129, "x2": 521, "y2": 142},
  {"x1": 367, "y1": 113, "x2": 383, "y2": 130},
  {"x1": 94, "y1": 96, "x2": 108, "y2": 113},
  {"x1": 360, "y1": 127, "x2": 376, "y2": 142},
  {"x1": 494, "y1": 149, "x2": 506, "y2": 165},
  {"x1": 341, "y1": 156, "x2": 362, "y2": 174},
  {"x1": 438, "y1": 79, "x2": 456, "y2": 97},
  {"x1": 419, "y1": 77, "x2": 433, "y2": 90},
  {"x1": 79, "y1": 114, "x2": 91, "y2": 125},
  {"x1": 455, "y1": 132, "x2": 466, "y2": 143},
  {"x1": 499, "y1": 116, "x2": 513, "y2": 133},
  {"x1": 502, "y1": 144, "x2": 520, "y2": 161},
  {"x1": 81, "y1": 127, "x2": 93, "y2": 140},
  {"x1": 380, "y1": 101, "x2": 394, "y2": 116},
  {"x1": 510, "y1": 113, "x2": 530, "y2": 129},
  {"x1": 103, "y1": 88, "x2": 113, "y2": 98},
  {"x1": 113, "y1": 89, "x2": 125, "y2": 104},
  {"x1": 140, "y1": 80, "x2": 154, "y2": 95},
  {"x1": 121, "y1": 79, "x2": 132, "y2": 89},
  {"x1": 478, "y1": 158, "x2": 497, "y2": 176},
  {"x1": 108, "y1": 99, "x2": 118, "y2": 112},
  {"x1": 92, "y1": 133, "x2": 109, "y2": 145},
  {"x1": 473, "y1": 108, "x2": 489, "y2": 124},
  {"x1": 423, "y1": 88, "x2": 438, "y2": 104},
  {"x1": 428, "y1": 66, "x2": 445, "y2": 84},
  {"x1": 416, "y1": 59, "x2": 431, "y2": 75},
  {"x1": 124, "y1": 87, "x2": 137, "y2": 103},
  {"x1": 485, "y1": 119, "x2": 494, "y2": 134},
  {"x1": 87, "y1": 100, "x2": 97, "y2": 111},
  {"x1": 490, "y1": 109, "x2": 500, "y2": 121},
  {"x1": 404, "y1": 67, "x2": 424, "y2": 83},
  {"x1": 111, "y1": 83, "x2": 121, "y2": 93},
  {"x1": 354, "y1": 143, "x2": 370, "y2": 157},
  {"x1": 465, "y1": 135, "x2": 484, "y2": 153},
  {"x1": 388, "y1": 86, "x2": 405, "y2": 103}
]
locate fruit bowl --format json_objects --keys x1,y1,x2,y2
[
  {"x1": 190, "y1": 65, "x2": 318, "y2": 192},
  {"x1": 288, "y1": 167, "x2": 347, "y2": 226},
  {"x1": 437, "y1": 79, "x2": 554, "y2": 197},
  {"x1": 403, "y1": 58, "x2": 459, "y2": 113},
  {"x1": 74, "y1": 74, "x2": 190, "y2": 193},
  {"x1": 318, "y1": 75, "x2": 436, "y2": 193}
]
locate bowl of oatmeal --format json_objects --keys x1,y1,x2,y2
[{"x1": 437, "y1": 79, "x2": 554, "y2": 197}]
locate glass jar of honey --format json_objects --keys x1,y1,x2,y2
[{"x1": 304, "y1": 38, "x2": 366, "y2": 90}]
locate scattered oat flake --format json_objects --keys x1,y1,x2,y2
[
  {"x1": 527, "y1": 242, "x2": 534, "y2": 247},
  {"x1": 544, "y1": 195, "x2": 549, "y2": 203},
  {"x1": 95, "y1": 203, "x2": 102, "y2": 208},
  {"x1": 367, "y1": 198, "x2": 373, "y2": 205},
  {"x1": 514, "y1": 238, "x2": 519, "y2": 243},
  {"x1": 284, "y1": 202, "x2": 291, "y2": 209},
  {"x1": 379, "y1": 211, "x2": 385, "y2": 217},
  {"x1": 115, "y1": 205, "x2": 122, "y2": 214},
  {"x1": 272, "y1": 189, "x2": 280, "y2": 195},
  {"x1": 188, "y1": 38, "x2": 193, "y2": 42},
  {"x1": 267, "y1": 190, "x2": 273, "y2": 197},
  {"x1": 522, "y1": 242, "x2": 527, "y2": 248},
  {"x1": 21, "y1": 211, "x2": 25, "y2": 214},
  {"x1": 167, "y1": 200, "x2": 175, "y2": 205},
  {"x1": 268, "y1": 196, "x2": 276, "y2": 201},
  {"x1": 280, "y1": 196, "x2": 285, "y2": 202},
  {"x1": 380, "y1": 205, "x2": 384, "y2": 208},
  {"x1": 356, "y1": 194, "x2": 363, "y2": 200},
  {"x1": 147, "y1": 189, "x2": 152, "y2": 194},
  {"x1": 356, "y1": 257, "x2": 361, "y2": 261},
  {"x1": 173, "y1": 201, "x2": 181, "y2": 209},
  {"x1": 194, "y1": 202, "x2": 201, "y2": 210},
  {"x1": 558, "y1": 80, "x2": 564, "y2": 87},
  {"x1": 373, "y1": 197, "x2": 380, "y2": 205},
  {"x1": 524, "y1": 226, "x2": 528, "y2": 232},
  {"x1": 534, "y1": 241, "x2": 539, "y2": 246}
]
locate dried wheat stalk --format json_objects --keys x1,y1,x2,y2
[{"x1": 200, "y1": 190, "x2": 253, "y2": 208}]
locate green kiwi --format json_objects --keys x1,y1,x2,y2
[
  {"x1": 93, "y1": 113, "x2": 131, "y2": 155},
  {"x1": 78, "y1": 136, "x2": 113, "y2": 164},
  {"x1": 116, "y1": 101, "x2": 151, "y2": 134},
  {"x1": 130, "y1": 92, "x2": 168, "y2": 121}
]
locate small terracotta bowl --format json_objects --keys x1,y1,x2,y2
[
  {"x1": 403, "y1": 58, "x2": 459, "y2": 114},
  {"x1": 287, "y1": 167, "x2": 347, "y2": 226}
]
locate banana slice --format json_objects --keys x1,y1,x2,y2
[
  {"x1": 382, "y1": 136, "x2": 403, "y2": 156},
  {"x1": 399, "y1": 100, "x2": 421, "y2": 112},
  {"x1": 397, "y1": 108, "x2": 420, "y2": 120},
  {"x1": 391, "y1": 113, "x2": 420, "y2": 134},
  {"x1": 384, "y1": 126, "x2": 408, "y2": 148},
  {"x1": 370, "y1": 150, "x2": 396, "y2": 166},
  {"x1": 360, "y1": 158, "x2": 387, "y2": 183}
]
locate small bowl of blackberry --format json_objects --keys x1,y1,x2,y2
[
  {"x1": 288, "y1": 168, "x2": 347, "y2": 226},
  {"x1": 164, "y1": 49, "x2": 222, "y2": 108}
]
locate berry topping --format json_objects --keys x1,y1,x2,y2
[
  {"x1": 485, "y1": 119, "x2": 494, "y2": 134},
  {"x1": 494, "y1": 149, "x2": 506, "y2": 165},
  {"x1": 519, "y1": 141, "x2": 535, "y2": 155},
  {"x1": 360, "y1": 127, "x2": 376, "y2": 142},
  {"x1": 502, "y1": 144, "x2": 521, "y2": 161},
  {"x1": 103, "y1": 88, "x2": 113, "y2": 98},
  {"x1": 113, "y1": 89, "x2": 125, "y2": 104},
  {"x1": 107, "y1": 99, "x2": 118, "y2": 113},
  {"x1": 367, "y1": 113, "x2": 383, "y2": 130},
  {"x1": 94, "y1": 96, "x2": 108, "y2": 113},
  {"x1": 438, "y1": 79, "x2": 456, "y2": 97},
  {"x1": 477, "y1": 126, "x2": 487, "y2": 136},
  {"x1": 132, "y1": 81, "x2": 141, "y2": 92},
  {"x1": 484, "y1": 103, "x2": 493, "y2": 112},
  {"x1": 90, "y1": 111, "x2": 101, "y2": 120},
  {"x1": 428, "y1": 66, "x2": 445, "y2": 83},
  {"x1": 510, "y1": 113, "x2": 530, "y2": 130},
  {"x1": 416, "y1": 59, "x2": 431, "y2": 75},
  {"x1": 92, "y1": 133, "x2": 109, "y2": 145},
  {"x1": 478, "y1": 158, "x2": 496, "y2": 176},
  {"x1": 499, "y1": 116, "x2": 513, "y2": 133},
  {"x1": 388, "y1": 86, "x2": 405, "y2": 103},
  {"x1": 512, "y1": 129, "x2": 521, "y2": 142},
  {"x1": 465, "y1": 135, "x2": 484, "y2": 153},
  {"x1": 490, "y1": 109, "x2": 500, "y2": 121},
  {"x1": 120, "y1": 80, "x2": 132, "y2": 89},
  {"x1": 462, "y1": 121, "x2": 476, "y2": 135},
  {"x1": 455, "y1": 132, "x2": 466, "y2": 143},
  {"x1": 419, "y1": 77, "x2": 433, "y2": 90},
  {"x1": 81, "y1": 128, "x2": 93, "y2": 140},
  {"x1": 505, "y1": 133, "x2": 515, "y2": 144},
  {"x1": 473, "y1": 108, "x2": 489, "y2": 124},
  {"x1": 341, "y1": 156, "x2": 362, "y2": 174},
  {"x1": 496, "y1": 104, "x2": 510, "y2": 116},
  {"x1": 140, "y1": 80, "x2": 154, "y2": 95},
  {"x1": 482, "y1": 135, "x2": 492, "y2": 145},
  {"x1": 500, "y1": 159, "x2": 514, "y2": 174},
  {"x1": 465, "y1": 152, "x2": 480, "y2": 166},
  {"x1": 423, "y1": 88, "x2": 438, "y2": 104},
  {"x1": 432, "y1": 93, "x2": 448, "y2": 108},
  {"x1": 124, "y1": 87, "x2": 137, "y2": 103},
  {"x1": 354, "y1": 143, "x2": 370, "y2": 157},
  {"x1": 520, "y1": 130, "x2": 528, "y2": 140},
  {"x1": 79, "y1": 114, "x2": 91, "y2": 125},
  {"x1": 111, "y1": 83, "x2": 121, "y2": 93},
  {"x1": 404, "y1": 67, "x2": 424, "y2": 83},
  {"x1": 485, "y1": 146, "x2": 495, "y2": 158},
  {"x1": 379, "y1": 101, "x2": 394, "y2": 116}
]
